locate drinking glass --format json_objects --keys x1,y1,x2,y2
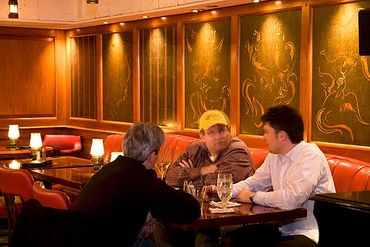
[
  {"x1": 156, "y1": 161, "x2": 171, "y2": 180},
  {"x1": 217, "y1": 173, "x2": 233, "y2": 210}
]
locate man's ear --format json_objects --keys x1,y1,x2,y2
[
  {"x1": 199, "y1": 132, "x2": 205, "y2": 141},
  {"x1": 278, "y1": 130, "x2": 288, "y2": 142}
]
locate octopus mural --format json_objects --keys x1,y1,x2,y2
[
  {"x1": 316, "y1": 51, "x2": 369, "y2": 142},
  {"x1": 241, "y1": 21, "x2": 299, "y2": 131},
  {"x1": 185, "y1": 21, "x2": 231, "y2": 128}
]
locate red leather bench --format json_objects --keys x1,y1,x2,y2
[
  {"x1": 102, "y1": 133, "x2": 198, "y2": 164},
  {"x1": 250, "y1": 149, "x2": 370, "y2": 193}
]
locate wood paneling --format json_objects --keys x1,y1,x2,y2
[{"x1": 0, "y1": 37, "x2": 55, "y2": 117}]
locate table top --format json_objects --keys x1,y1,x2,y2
[
  {"x1": 310, "y1": 191, "x2": 370, "y2": 211},
  {"x1": 1, "y1": 156, "x2": 94, "y2": 190},
  {"x1": 171, "y1": 200, "x2": 307, "y2": 231},
  {"x1": 0, "y1": 146, "x2": 53, "y2": 160}
]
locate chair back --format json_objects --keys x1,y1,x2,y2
[
  {"x1": 0, "y1": 166, "x2": 34, "y2": 241},
  {"x1": 42, "y1": 134, "x2": 82, "y2": 155},
  {"x1": 33, "y1": 181, "x2": 71, "y2": 210}
]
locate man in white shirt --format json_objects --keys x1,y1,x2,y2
[{"x1": 232, "y1": 105, "x2": 335, "y2": 247}]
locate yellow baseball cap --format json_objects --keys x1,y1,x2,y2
[{"x1": 199, "y1": 110, "x2": 230, "y2": 131}]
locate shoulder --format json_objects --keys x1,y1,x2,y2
[{"x1": 229, "y1": 137, "x2": 249, "y2": 150}]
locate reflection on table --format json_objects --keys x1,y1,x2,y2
[
  {"x1": 171, "y1": 200, "x2": 307, "y2": 231},
  {"x1": 1, "y1": 156, "x2": 93, "y2": 190},
  {"x1": 0, "y1": 146, "x2": 52, "y2": 160}
]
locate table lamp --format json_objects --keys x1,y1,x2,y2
[
  {"x1": 30, "y1": 133, "x2": 43, "y2": 161},
  {"x1": 90, "y1": 139, "x2": 104, "y2": 171},
  {"x1": 8, "y1": 124, "x2": 20, "y2": 150}
]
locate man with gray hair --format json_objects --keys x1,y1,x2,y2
[{"x1": 74, "y1": 122, "x2": 200, "y2": 247}]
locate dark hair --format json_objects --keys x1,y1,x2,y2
[
  {"x1": 123, "y1": 122, "x2": 165, "y2": 163},
  {"x1": 261, "y1": 105, "x2": 304, "y2": 143}
]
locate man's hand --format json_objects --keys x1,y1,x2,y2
[
  {"x1": 178, "y1": 159, "x2": 194, "y2": 169},
  {"x1": 137, "y1": 213, "x2": 156, "y2": 239},
  {"x1": 237, "y1": 189, "x2": 254, "y2": 203},
  {"x1": 200, "y1": 164, "x2": 217, "y2": 175}
]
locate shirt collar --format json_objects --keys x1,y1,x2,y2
[{"x1": 278, "y1": 141, "x2": 305, "y2": 163}]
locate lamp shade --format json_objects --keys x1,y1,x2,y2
[
  {"x1": 8, "y1": 0, "x2": 18, "y2": 18},
  {"x1": 8, "y1": 125, "x2": 20, "y2": 140},
  {"x1": 90, "y1": 139, "x2": 104, "y2": 157},
  {"x1": 30, "y1": 133, "x2": 43, "y2": 150}
]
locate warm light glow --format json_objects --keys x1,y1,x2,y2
[
  {"x1": 90, "y1": 139, "x2": 104, "y2": 157},
  {"x1": 8, "y1": 125, "x2": 20, "y2": 140},
  {"x1": 8, "y1": 0, "x2": 18, "y2": 18},
  {"x1": 30, "y1": 133, "x2": 43, "y2": 150},
  {"x1": 9, "y1": 160, "x2": 21, "y2": 169},
  {"x1": 90, "y1": 139, "x2": 105, "y2": 171}
]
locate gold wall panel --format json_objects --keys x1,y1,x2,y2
[
  {"x1": 312, "y1": 2, "x2": 370, "y2": 146},
  {"x1": 103, "y1": 31, "x2": 133, "y2": 123},
  {"x1": 70, "y1": 35, "x2": 97, "y2": 119},
  {"x1": 185, "y1": 19, "x2": 231, "y2": 129},
  {"x1": 240, "y1": 10, "x2": 301, "y2": 135},
  {"x1": 140, "y1": 26, "x2": 177, "y2": 126}
]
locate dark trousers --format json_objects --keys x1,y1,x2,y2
[{"x1": 230, "y1": 224, "x2": 317, "y2": 247}]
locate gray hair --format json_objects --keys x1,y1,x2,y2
[{"x1": 123, "y1": 122, "x2": 165, "y2": 163}]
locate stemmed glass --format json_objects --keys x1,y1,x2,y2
[
  {"x1": 216, "y1": 173, "x2": 233, "y2": 210},
  {"x1": 156, "y1": 161, "x2": 171, "y2": 180}
]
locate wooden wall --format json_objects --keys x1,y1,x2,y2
[{"x1": 0, "y1": 0, "x2": 369, "y2": 162}]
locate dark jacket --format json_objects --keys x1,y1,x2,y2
[{"x1": 74, "y1": 155, "x2": 201, "y2": 246}]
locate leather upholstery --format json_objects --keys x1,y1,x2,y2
[
  {"x1": 0, "y1": 167, "x2": 34, "y2": 242},
  {"x1": 102, "y1": 133, "x2": 198, "y2": 165},
  {"x1": 43, "y1": 134, "x2": 82, "y2": 155},
  {"x1": 102, "y1": 134, "x2": 124, "y2": 164},
  {"x1": 33, "y1": 181, "x2": 71, "y2": 210}
]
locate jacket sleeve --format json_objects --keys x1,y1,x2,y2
[{"x1": 147, "y1": 178, "x2": 201, "y2": 224}]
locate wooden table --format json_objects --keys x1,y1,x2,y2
[
  {"x1": 1, "y1": 156, "x2": 94, "y2": 190},
  {"x1": 171, "y1": 200, "x2": 307, "y2": 231},
  {"x1": 0, "y1": 146, "x2": 53, "y2": 160}
]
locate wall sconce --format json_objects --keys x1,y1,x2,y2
[
  {"x1": 90, "y1": 139, "x2": 104, "y2": 171},
  {"x1": 30, "y1": 133, "x2": 43, "y2": 161},
  {"x1": 8, "y1": 124, "x2": 20, "y2": 150},
  {"x1": 8, "y1": 0, "x2": 18, "y2": 19}
]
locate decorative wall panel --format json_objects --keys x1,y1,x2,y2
[
  {"x1": 70, "y1": 35, "x2": 97, "y2": 119},
  {"x1": 312, "y1": 2, "x2": 370, "y2": 146},
  {"x1": 185, "y1": 19, "x2": 231, "y2": 129},
  {"x1": 239, "y1": 10, "x2": 301, "y2": 135},
  {"x1": 103, "y1": 31, "x2": 133, "y2": 123},
  {"x1": 140, "y1": 25, "x2": 177, "y2": 126}
]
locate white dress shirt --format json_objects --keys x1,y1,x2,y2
[{"x1": 233, "y1": 141, "x2": 336, "y2": 243}]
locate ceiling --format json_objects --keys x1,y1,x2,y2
[{"x1": 0, "y1": 0, "x2": 262, "y2": 30}]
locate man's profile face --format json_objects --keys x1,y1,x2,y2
[
  {"x1": 200, "y1": 124, "x2": 231, "y2": 155},
  {"x1": 262, "y1": 123, "x2": 282, "y2": 154}
]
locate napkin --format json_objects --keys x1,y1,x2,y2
[
  {"x1": 209, "y1": 207, "x2": 235, "y2": 214},
  {"x1": 209, "y1": 201, "x2": 241, "y2": 208}
]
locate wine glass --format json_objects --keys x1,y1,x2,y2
[
  {"x1": 156, "y1": 161, "x2": 171, "y2": 180},
  {"x1": 217, "y1": 173, "x2": 233, "y2": 210}
]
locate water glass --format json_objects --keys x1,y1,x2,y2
[{"x1": 217, "y1": 173, "x2": 233, "y2": 210}]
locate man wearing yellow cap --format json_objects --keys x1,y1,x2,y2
[
  {"x1": 166, "y1": 109, "x2": 254, "y2": 188},
  {"x1": 156, "y1": 110, "x2": 255, "y2": 247}
]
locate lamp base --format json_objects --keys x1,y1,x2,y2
[
  {"x1": 91, "y1": 156, "x2": 104, "y2": 172},
  {"x1": 92, "y1": 164, "x2": 103, "y2": 172}
]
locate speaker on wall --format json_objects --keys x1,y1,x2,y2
[{"x1": 359, "y1": 9, "x2": 370, "y2": 55}]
